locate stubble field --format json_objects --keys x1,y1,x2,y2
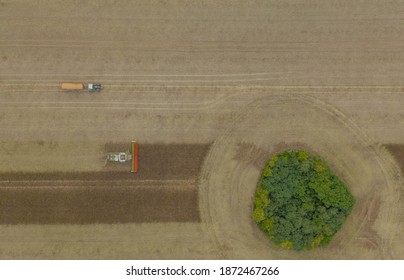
[{"x1": 0, "y1": 0, "x2": 404, "y2": 259}]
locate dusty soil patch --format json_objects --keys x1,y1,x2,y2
[
  {"x1": 0, "y1": 184, "x2": 199, "y2": 224},
  {"x1": 233, "y1": 142, "x2": 272, "y2": 170},
  {"x1": 385, "y1": 144, "x2": 404, "y2": 173}
]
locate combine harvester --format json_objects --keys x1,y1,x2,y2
[
  {"x1": 60, "y1": 82, "x2": 102, "y2": 92},
  {"x1": 106, "y1": 141, "x2": 138, "y2": 173}
]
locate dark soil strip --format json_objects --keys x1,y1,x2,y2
[
  {"x1": 0, "y1": 143, "x2": 210, "y2": 224},
  {"x1": 385, "y1": 144, "x2": 404, "y2": 173},
  {"x1": 0, "y1": 185, "x2": 200, "y2": 224},
  {"x1": 104, "y1": 143, "x2": 211, "y2": 180},
  {"x1": 0, "y1": 143, "x2": 211, "y2": 181}
]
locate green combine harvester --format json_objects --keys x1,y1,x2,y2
[{"x1": 106, "y1": 141, "x2": 138, "y2": 173}]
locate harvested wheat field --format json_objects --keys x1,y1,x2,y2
[{"x1": 1, "y1": 0, "x2": 404, "y2": 260}]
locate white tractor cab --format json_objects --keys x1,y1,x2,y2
[
  {"x1": 106, "y1": 151, "x2": 132, "y2": 163},
  {"x1": 87, "y1": 83, "x2": 102, "y2": 92}
]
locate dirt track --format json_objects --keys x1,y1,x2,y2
[{"x1": 1, "y1": 0, "x2": 404, "y2": 259}]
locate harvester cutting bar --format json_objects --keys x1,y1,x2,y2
[{"x1": 131, "y1": 141, "x2": 138, "y2": 173}]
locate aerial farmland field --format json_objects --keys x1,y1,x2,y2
[{"x1": 0, "y1": 0, "x2": 404, "y2": 259}]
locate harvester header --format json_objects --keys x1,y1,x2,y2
[
  {"x1": 131, "y1": 141, "x2": 138, "y2": 173},
  {"x1": 106, "y1": 141, "x2": 138, "y2": 173}
]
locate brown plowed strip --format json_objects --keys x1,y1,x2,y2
[
  {"x1": 0, "y1": 143, "x2": 211, "y2": 181},
  {"x1": 0, "y1": 143, "x2": 210, "y2": 224},
  {"x1": 0, "y1": 184, "x2": 200, "y2": 224},
  {"x1": 104, "y1": 143, "x2": 211, "y2": 180},
  {"x1": 385, "y1": 144, "x2": 404, "y2": 172}
]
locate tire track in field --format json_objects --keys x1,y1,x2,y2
[
  {"x1": 0, "y1": 82, "x2": 234, "y2": 110},
  {"x1": 198, "y1": 87, "x2": 402, "y2": 259},
  {"x1": 293, "y1": 92, "x2": 402, "y2": 259},
  {"x1": 198, "y1": 92, "x2": 288, "y2": 259}
]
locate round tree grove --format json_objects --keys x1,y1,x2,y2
[{"x1": 253, "y1": 150, "x2": 355, "y2": 251}]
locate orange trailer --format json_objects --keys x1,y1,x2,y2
[{"x1": 60, "y1": 82, "x2": 85, "y2": 90}]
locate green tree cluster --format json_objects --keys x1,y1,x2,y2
[{"x1": 253, "y1": 150, "x2": 355, "y2": 251}]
